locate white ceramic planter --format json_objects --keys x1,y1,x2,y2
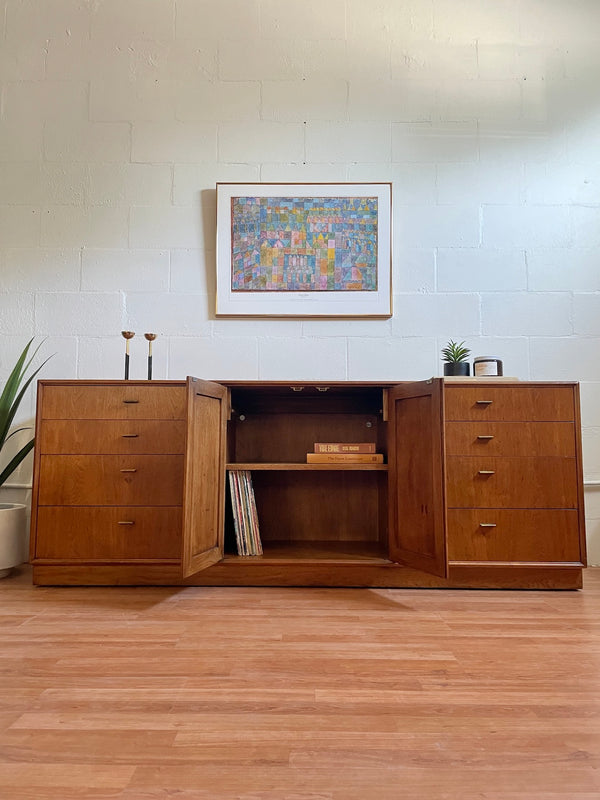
[{"x1": 0, "y1": 503, "x2": 27, "y2": 578}]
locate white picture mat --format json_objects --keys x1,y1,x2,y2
[{"x1": 215, "y1": 183, "x2": 392, "y2": 318}]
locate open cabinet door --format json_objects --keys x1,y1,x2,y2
[
  {"x1": 387, "y1": 379, "x2": 447, "y2": 578},
  {"x1": 182, "y1": 377, "x2": 228, "y2": 578}
]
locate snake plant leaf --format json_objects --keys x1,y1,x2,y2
[
  {"x1": 0, "y1": 438, "x2": 35, "y2": 487},
  {"x1": 0, "y1": 339, "x2": 51, "y2": 488}
]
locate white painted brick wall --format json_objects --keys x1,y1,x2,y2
[
  {"x1": 0, "y1": 295, "x2": 35, "y2": 337},
  {"x1": 483, "y1": 205, "x2": 572, "y2": 249},
  {"x1": 132, "y1": 122, "x2": 216, "y2": 164},
  {"x1": 397, "y1": 205, "x2": 480, "y2": 248},
  {"x1": 263, "y1": 80, "x2": 348, "y2": 123},
  {"x1": 169, "y1": 335, "x2": 259, "y2": 380},
  {"x1": 41, "y1": 207, "x2": 129, "y2": 249},
  {"x1": 482, "y1": 292, "x2": 573, "y2": 337},
  {"x1": 0, "y1": 207, "x2": 40, "y2": 247},
  {"x1": 393, "y1": 122, "x2": 479, "y2": 163},
  {"x1": 176, "y1": 0, "x2": 260, "y2": 40},
  {"x1": 527, "y1": 249, "x2": 600, "y2": 292},
  {"x1": 2, "y1": 249, "x2": 81, "y2": 291},
  {"x1": 124, "y1": 292, "x2": 212, "y2": 337},
  {"x1": 391, "y1": 293, "x2": 480, "y2": 338},
  {"x1": 348, "y1": 337, "x2": 437, "y2": 381},
  {"x1": 1, "y1": 0, "x2": 600, "y2": 558},
  {"x1": 81, "y1": 249, "x2": 170, "y2": 292},
  {"x1": 219, "y1": 121, "x2": 304, "y2": 163},
  {"x1": 35, "y1": 292, "x2": 122, "y2": 337},
  {"x1": 574, "y1": 295, "x2": 600, "y2": 336},
  {"x1": 258, "y1": 338, "x2": 347, "y2": 381},
  {"x1": 437, "y1": 248, "x2": 527, "y2": 292}
]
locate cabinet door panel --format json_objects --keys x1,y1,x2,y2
[
  {"x1": 444, "y1": 385, "x2": 575, "y2": 421},
  {"x1": 447, "y1": 509, "x2": 582, "y2": 563},
  {"x1": 41, "y1": 384, "x2": 186, "y2": 420},
  {"x1": 445, "y1": 421, "x2": 576, "y2": 457},
  {"x1": 35, "y1": 507, "x2": 182, "y2": 560},
  {"x1": 388, "y1": 380, "x2": 447, "y2": 578},
  {"x1": 38, "y1": 455, "x2": 184, "y2": 506},
  {"x1": 39, "y1": 420, "x2": 186, "y2": 455},
  {"x1": 446, "y1": 456, "x2": 578, "y2": 508},
  {"x1": 182, "y1": 378, "x2": 228, "y2": 577}
]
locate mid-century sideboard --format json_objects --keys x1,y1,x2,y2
[{"x1": 29, "y1": 377, "x2": 587, "y2": 589}]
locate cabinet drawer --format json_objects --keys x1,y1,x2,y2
[
  {"x1": 447, "y1": 509, "x2": 582, "y2": 563},
  {"x1": 38, "y1": 455, "x2": 184, "y2": 506},
  {"x1": 444, "y1": 386, "x2": 575, "y2": 421},
  {"x1": 41, "y1": 384, "x2": 186, "y2": 420},
  {"x1": 39, "y1": 419, "x2": 187, "y2": 455},
  {"x1": 445, "y1": 421, "x2": 576, "y2": 457},
  {"x1": 34, "y1": 506, "x2": 182, "y2": 561},
  {"x1": 446, "y1": 456, "x2": 578, "y2": 508}
]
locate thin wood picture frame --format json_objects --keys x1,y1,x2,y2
[{"x1": 215, "y1": 182, "x2": 392, "y2": 318}]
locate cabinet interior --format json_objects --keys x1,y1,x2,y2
[{"x1": 224, "y1": 384, "x2": 390, "y2": 561}]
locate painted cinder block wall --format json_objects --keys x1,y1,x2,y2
[{"x1": 1, "y1": 0, "x2": 600, "y2": 561}]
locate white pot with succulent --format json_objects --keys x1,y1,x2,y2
[{"x1": 0, "y1": 340, "x2": 49, "y2": 577}]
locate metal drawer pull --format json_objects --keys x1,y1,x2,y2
[
  {"x1": 476, "y1": 400, "x2": 493, "y2": 405},
  {"x1": 123, "y1": 399, "x2": 140, "y2": 404},
  {"x1": 479, "y1": 523, "x2": 497, "y2": 528},
  {"x1": 118, "y1": 520, "x2": 135, "y2": 525},
  {"x1": 121, "y1": 434, "x2": 139, "y2": 438},
  {"x1": 120, "y1": 468, "x2": 137, "y2": 473},
  {"x1": 477, "y1": 435, "x2": 494, "y2": 440},
  {"x1": 478, "y1": 470, "x2": 495, "y2": 475}
]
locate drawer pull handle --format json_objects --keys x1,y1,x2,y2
[
  {"x1": 291, "y1": 386, "x2": 304, "y2": 392},
  {"x1": 118, "y1": 520, "x2": 135, "y2": 525},
  {"x1": 476, "y1": 400, "x2": 493, "y2": 405},
  {"x1": 477, "y1": 435, "x2": 494, "y2": 440},
  {"x1": 479, "y1": 523, "x2": 497, "y2": 528},
  {"x1": 478, "y1": 470, "x2": 495, "y2": 475},
  {"x1": 122, "y1": 434, "x2": 139, "y2": 438},
  {"x1": 123, "y1": 399, "x2": 140, "y2": 404},
  {"x1": 120, "y1": 468, "x2": 137, "y2": 473}
]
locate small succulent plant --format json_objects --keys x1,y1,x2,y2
[{"x1": 441, "y1": 340, "x2": 471, "y2": 363}]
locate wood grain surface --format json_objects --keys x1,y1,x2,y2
[
  {"x1": 444, "y1": 421, "x2": 576, "y2": 457},
  {"x1": 446, "y1": 456, "x2": 578, "y2": 509},
  {"x1": 443, "y1": 384, "x2": 576, "y2": 421},
  {"x1": 38, "y1": 455, "x2": 184, "y2": 506},
  {"x1": 39, "y1": 382, "x2": 187, "y2": 420},
  {"x1": 39, "y1": 419, "x2": 187, "y2": 455},
  {"x1": 4, "y1": 565, "x2": 599, "y2": 799}
]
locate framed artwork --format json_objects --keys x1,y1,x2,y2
[{"x1": 215, "y1": 182, "x2": 392, "y2": 317}]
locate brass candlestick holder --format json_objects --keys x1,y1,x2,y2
[
  {"x1": 121, "y1": 331, "x2": 135, "y2": 379},
  {"x1": 144, "y1": 333, "x2": 157, "y2": 380}
]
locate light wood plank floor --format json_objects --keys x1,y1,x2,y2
[{"x1": 1, "y1": 567, "x2": 600, "y2": 799}]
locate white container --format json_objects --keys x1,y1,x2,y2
[
  {"x1": 0, "y1": 503, "x2": 27, "y2": 577},
  {"x1": 473, "y1": 356, "x2": 503, "y2": 377}
]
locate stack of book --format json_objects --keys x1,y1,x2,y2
[
  {"x1": 228, "y1": 470, "x2": 263, "y2": 556},
  {"x1": 307, "y1": 442, "x2": 384, "y2": 464}
]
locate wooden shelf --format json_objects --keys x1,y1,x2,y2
[
  {"x1": 223, "y1": 540, "x2": 389, "y2": 564},
  {"x1": 227, "y1": 462, "x2": 388, "y2": 471}
]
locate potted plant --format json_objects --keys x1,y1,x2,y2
[
  {"x1": 0, "y1": 339, "x2": 49, "y2": 577},
  {"x1": 441, "y1": 339, "x2": 471, "y2": 376}
]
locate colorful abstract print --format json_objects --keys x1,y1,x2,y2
[{"x1": 231, "y1": 196, "x2": 378, "y2": 292}]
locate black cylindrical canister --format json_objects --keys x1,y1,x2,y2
[{"x1": 473, "y1": 356, "x2": 503, "y2": 377}]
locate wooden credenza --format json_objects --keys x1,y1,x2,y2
[{"x1": 29, "y1": 378, "x2": 587, "y2": 588}]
